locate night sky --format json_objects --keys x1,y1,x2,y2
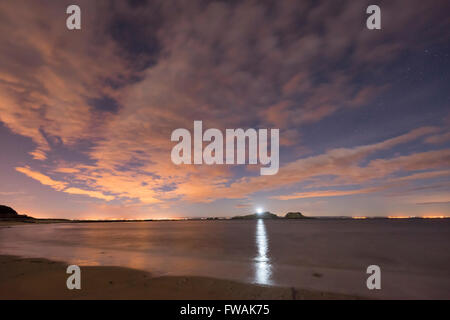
[{"x1": 0, "y1": 0, "x2": 449, "y2": 219}]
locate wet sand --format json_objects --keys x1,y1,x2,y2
[
  {"x1": 0, "y1": 255, "x2": 360, "y2": 300},
  {"x1": 0, "y1": 221, "x2": 35, "y2": 227},
  {"x1": 0, "y1": 220, "x2": 67, "y2": 227}
]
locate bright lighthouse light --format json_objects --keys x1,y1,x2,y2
[{"x1": 256, "y1": 208, "x2": 264, "y2": 214}]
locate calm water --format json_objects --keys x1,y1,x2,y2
[{"x1": 1, "y1": 219, "x2": 449, "y2": 299}]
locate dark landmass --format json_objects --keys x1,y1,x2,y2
[
  {"x1": 231, "y1": 211, "x2": 316, "y2": 220},
  {"x1": 0, "y1": 205, "x2": 70, "y2": 225},
  {"x1": 0, "y1": 205, "x2": 33, "y2": 221},
  {"x1": 285, "y1": 212, "x2": 312, "y2": 219},
  {"x1": 231, "y1": 211, "x2": 279, "y2": 219}
]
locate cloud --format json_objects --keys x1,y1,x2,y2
[
  {"x1": 273, "y1": 169, "x2": 450, "y2": 201},
  {"x1": 416, "y1": 201, "x2": 450, "y2": 205},
  {"x1": 214, "y1": 127, "x2": 445, "y2": 195},
  {"x1": 235, "y1": 202, "x2": 252, "y2": 208},
  {"x1": 425, "y1": 132, "x2": 450, "y2": 144},
  {"x1": 53, "y1": 168, "x2": 80, "y2": 174},
  {"x1": 1, "y1": 0, "x2": 449, "y2": 216},
  {"x1": 63, "y1": 188, "x2": 115, "y2": 201},
  {"x1": 173, "y1": 127, "x2": 448, "y2": 202},
  {"x1": 16, "y1": 167, "x2": 116, "y2": 201},
  {"x1": 16, "y1": 167, "x2": 67, "y2": 191},
  {"x1": 0, "y1": 191, "x2": 25, "y2": 196},
  {"x1": 273, "y1": 186, "x2": 384, "y2": 200}
]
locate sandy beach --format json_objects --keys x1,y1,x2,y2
[
  {"x1": 1, "y1": 219, "x2": 449, "y2": 299},
  {"x1": 0, "y1": 255, "x2": 359, "y2": 300}
]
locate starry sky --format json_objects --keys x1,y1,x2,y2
[{"x1": 0, "y1": 0, "x2": 449, "y2": 219}]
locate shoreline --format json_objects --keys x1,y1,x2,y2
[
  {"x1": 0, "y1": 255, "x2": 362, "y2": 300},
  {"x1": 1, "y1": 216, "x2": 448, "y2": 228}
]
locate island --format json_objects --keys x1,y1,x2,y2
[
  {"x1": 231, "y1": 211, "x2": 314, "y2": 220},
  {"x1": 231, "y1": 211, "x2": 279, "y2": 219},
  {"x1": 285, "y1": 212, "x2": 311, "y2": 219}
]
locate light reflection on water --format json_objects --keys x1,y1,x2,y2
[
  {"x1": 1, "y1": 220, "x2": 447, "y2": 299},
  {"x1": 254, "y1": 219, "x2": 272, "y2": 285}
]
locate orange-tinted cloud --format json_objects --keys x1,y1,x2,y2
[
  {"x1": 15, "y1": 167, "x2": 67, "y2": 191},
  {"x1": 63, "y1": 188, "x2": 115, "y2": 202},
  {"x1": 1, "y1": 1, "x2": 449, "y2": 218}
]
